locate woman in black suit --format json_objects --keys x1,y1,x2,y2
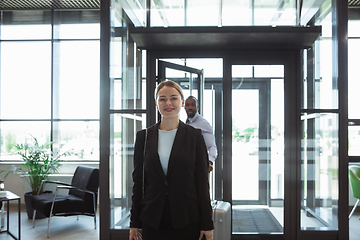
[{"x1": 129, "y1": 80, "x2": 214, "y2": 240}]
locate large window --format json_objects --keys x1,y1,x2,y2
[
  {"x1": 108, "y1": 3, "x2": 146, "y2": 228},
  {"x1": 0, "y1": 10, "x2": 100, "y2": 162},
  {"x1": 300, "y1": 4, "x2": 339, "y2": 230},
  {"x1": 348, "y1": 20, "x2": 360, "y2": 158}
]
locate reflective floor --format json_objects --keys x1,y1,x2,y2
[
  {"x1": 349, "y1": 212, "x2": 360, "y2": 240},
  {"x1": 0, "y1": 205, "x2": 360, "y2": 239},
  {"x1": 0, "y1": 205, "x2": 99, "y2": 240}
]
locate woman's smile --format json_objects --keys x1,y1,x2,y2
[{"x1": 164, "y1": 107, "x2": 175, "y2": 112}]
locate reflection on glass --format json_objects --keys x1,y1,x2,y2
[
  {"x1": 231, "y1": 65, "x2": 284, "y2": 234},
  {"x1": 301, "y1": 113, "x2": 338, "y2": 230}
]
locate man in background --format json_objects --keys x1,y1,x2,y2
[{"x1": 185, "y1": 96, "x2": 217, "y2": 172}]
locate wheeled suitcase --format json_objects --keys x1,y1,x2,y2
[{"x1": 212, "y1": 200, "x2": 231, "y2": 240}]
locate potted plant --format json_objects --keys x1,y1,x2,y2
[{"x1": 5, "y1": 135, "x2": 71, "y2": 219}]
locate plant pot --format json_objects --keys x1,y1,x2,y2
[{"x1": 24, "y1": 191, "x2": 51, "y2": 219}]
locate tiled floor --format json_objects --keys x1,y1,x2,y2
[
  {"x1": 0, "y1": 205, "x2": 99, "y2": 240},
  {"x1": 350, "y1": 212, "x2": 360, "y2": 240},
  {"x1": 0, "y1": 205, "x2": 360, "y2": 239}
]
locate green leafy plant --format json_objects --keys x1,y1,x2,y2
[{"x1": 5, "y1": 136, "x2": 71, "y2": 195}]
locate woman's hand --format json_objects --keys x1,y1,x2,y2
[
  {"x1": 199, "y1": 229, "x2": 214, "y2": 240},
  {"x1": 129, "y1": 228, "x2": 142, "y2": 240}
]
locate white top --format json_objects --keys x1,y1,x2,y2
[{"x1": 158, "y1": 128, "x2": 177, "y2": 175}]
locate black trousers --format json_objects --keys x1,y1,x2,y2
[{"x1": 142, "y1": 197, "x2": 201, "y2": 240}]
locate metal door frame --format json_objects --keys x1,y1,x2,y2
[
  {"x1": 157, "y1": 60, "x2": 204, "y2": 115},
  {"x1": 146, "y1": 50, "x2": 301, "y2": 240},
  {"x1": 223, "y1": 51, "x2": 301, "y2": 240},
  {"x1": 230, "y1": 79, "x2": 271, "y2": 206}
]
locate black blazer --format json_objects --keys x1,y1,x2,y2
[{"x1": 130, "y1": 121, "x2": 214, "y2": 231}]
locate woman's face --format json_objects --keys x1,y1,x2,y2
[{"x1": 156, "y1": 86, "x2": 184, "y2": 120}]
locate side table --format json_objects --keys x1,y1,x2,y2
[{"x1": 0, "y1": 191, "x2": 21, "y2": 240}]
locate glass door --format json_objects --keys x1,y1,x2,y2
[
  {"x1": 231, "y1": 65, "x2": 285, "y2": 235},
  {"x1": 157, "y1": 60, "x2": 204, "y2": 121},
  {"x1": 157, "y1": 59, "x2": 219, "y2": 198}
]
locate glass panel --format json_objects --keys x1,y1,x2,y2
[
  {"x1": 232, "y1": 65, "x2": 253, "y2": 78},
  {"x1": 301, "y1": 0, "x2": 331, "y2": 27},
  {"x1": 150, "y1": 0, "x2": 300, "y2": 27},
  {"x1": 232, "y1": 89, "x2": 259, "y2": 201},
  {"x1": 185, "y1": 0, "x2": 219, "y2": 26},
  {"x1": 158, "y1": 58, "x2": 221, "y2": 198},
  {"x1": 315, "y1": 37, "x2": 334, "y2": 109},
  {"x1": 0, "y1": 41, "x2": 51, "y2": 119},
  {"x1": 120, "y1": 0, "x2": 146, "y2": 27},
  {"x1": 112, "y1": 31, "x2": 143, "y2": 110},
  {"x1": 159, "y1": 58, "x2": 222, "y2": 78},
  {"x1": 56, "y1": 121, "x2": 99, "y2": 161},
  {"x1": 58, "y1": 24, "x2": 100, "y2": 39},
  {"x1": 232, "y1": 65, "x2": 284, "y2": 234},
  {"x1": 112, "y1": 38, "x2": 123, "y2": 110},
  {"x1": 315, "y1": 13, "x2": 335, "y2": 109},
  {"x1": 57, "y1": 41, "x2": 100, "y2": 119},
  {"x1": 302, "y1": 13, "x2": 335, "y2": 110},
  {"x1": 185, "y1": 59, "x2": 223, "y2": 78},
  {"x1": 109, "y1": 2, "x2": 145, "y2": 230},
  {"x1": 349, "y1": 126, "x2": 360, "y2": 156},
  {"x1": 150, "y1": 0, "x2": 185, "y2": 27},
  {"x1": 0, "y1": 11, "x2": 51, "y2": 40},
  {"x1": 301, "y1": 113, "x2": 338, "y2": 230},
  {"x1": 56, "y1": 10, "x2": 100, "y2": 39},
  {"x1": 0, "y1": 24, "x2": 52, "y2": 40},
  {"x1": 222, "y1": 0, "x2": 253, "y2": 26},
  {"x1": 348, "y1": 20, "x2": 360, "y2": 38},
  {"x1": 254, "y1": 65, "x2": 284, "y2": 78},
  {"x1": 348, "y1": 39, "x2": 360, "y2": 119},
  {"x1": 253, "y1": 0, "x2": 296, "y2": 26},
  {"x1": 271, "y1": 79, "x2": 285, "y2": 201},
  {"x1": 203, "y1": 88, "x2": 216, "y2": 198},
  {"x1": 0, "y1": 10, "x2": 101, "y2": 164},
  {"x1": 0, "y1": 121, "x2": 51, "y2": 161},
  {"x1": 112, "y1": 113, "x2": 146, "y2": 229}
]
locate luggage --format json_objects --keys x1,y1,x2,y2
[{"x1": 212, "y1": 200, "x2": 231, "y2": 240}]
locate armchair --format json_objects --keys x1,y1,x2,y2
[
  {"x1": 31, "y1": 166, "x2": 99, "y2": 238},
  {"x1": 349, "y1": 165, "x2": 360, "y2": 218}
]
